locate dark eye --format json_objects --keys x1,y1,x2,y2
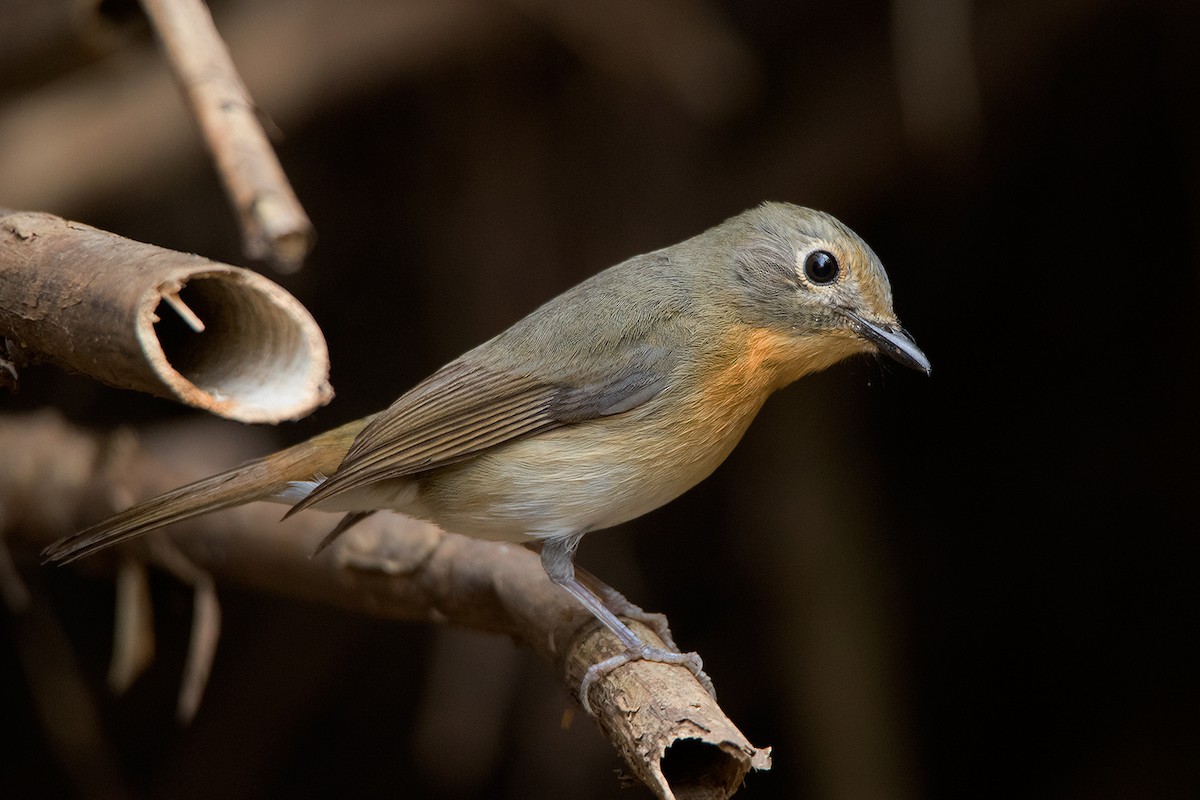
[{"x1": 804, "y1": 250, "x2": 839, "y2": 284}]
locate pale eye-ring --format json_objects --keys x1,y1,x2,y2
[{"x1": 804, "y1": 250, "x2": 840, "y2": 284}]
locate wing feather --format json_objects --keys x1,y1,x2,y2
[
  {"x1": 288, "y1": 362, "x2": 564, "y2": 514},
  {"x1": 289, "y1": 273, "x2": 694, "y2": 516}
]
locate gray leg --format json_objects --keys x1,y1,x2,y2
[
  {"x1": 575, "y1": 565, "x2": 679, "y2": 651},
  {"x1": 539, "y1": 537, "x2": 713, "y2": 714}
]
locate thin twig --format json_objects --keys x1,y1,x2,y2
[
  {"x1": 107, "y1": 557, "x2": 156, "y2": 694},
  {"x1": 150, "y1": 539, "x2": 221, "y2": 724},
  {"x1": 162, "y1": 290, "x2": 206, "y2": 333},
  {"x1": 139, "y1": 0, "x2": 314, "y2": 272}
]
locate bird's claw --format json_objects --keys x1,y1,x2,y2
[{"x1": 579, "y1": 645, "x2": 716, "y2": 715}]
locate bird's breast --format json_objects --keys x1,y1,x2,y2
[{"x1": 400, "y1": 331, "x2": 790, "y2": 541}]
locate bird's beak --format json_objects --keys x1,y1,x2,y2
[{"x1": 839, "y1": 309, "x2": 931, "y2": 375}]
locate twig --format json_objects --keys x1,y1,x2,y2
[
  {"x1": 139, "y1": 0, "x2": 314, "y2": 272},
  {"x1": 107, "y1": 558, "x2": 156, "y2": 694},
  {"x1": 161, "y1": 290, "x2": 206, "y2": 333},
  {"x1": 150, "y1": 539, "x2": 221, "y2": 724},
  {"x1": 1, "y1": 411, "x2": 771, "y2": 799},
  {"x1": 0, "y1": 0, "x2": 516, "y2": 215},
  {"x1": 0, "y1": 210, "x2": 333, "y2": 423}
]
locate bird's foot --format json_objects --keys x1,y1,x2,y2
[
  {"x1": 601, "y1": 599, "x2": 679, "y2": 652},
  {"x1": 580, "y1": 644, "x2": 715, "y2": 715}
]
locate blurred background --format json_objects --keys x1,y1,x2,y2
[{"x1": 2, "y1": 0, "x2": 1198, "y2": 797}]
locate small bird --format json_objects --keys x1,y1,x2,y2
[{"x1": 44, "y1": 202, "x2": 928, "y2": 710}]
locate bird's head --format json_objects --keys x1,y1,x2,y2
[{"x1": 722, "y1": 202, "x2": 930, "y2": 379}]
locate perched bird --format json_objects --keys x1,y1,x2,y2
[{"x1": 44, "y1": 202, "x2": 929, "y2": 710}]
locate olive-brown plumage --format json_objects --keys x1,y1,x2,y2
[{"x1": 44, "y1": 202, "x2": 928, "y2": 710}]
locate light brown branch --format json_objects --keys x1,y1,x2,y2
[
  {"x1": 139, "y1": 0, "x2": 314, "y2": 272},
  {"x1": 0, "y1": 210, "x2": 333, "y2": 423},
  {"x1": 107, "y1": 558, "x2": 156, "y2": 694},
  {"x1": 0, "y1": 1, "x2": 518, "y2": 217},
  {"x1": 149, "y1": 539, "x2": 221, "y2": 723},
  {"x1": 1, "y1": 411, "x2": 770, "y2": 799}
]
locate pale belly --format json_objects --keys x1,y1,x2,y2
[{"x1": 326, "y1": 390, "x2": 766, "y2": 543}]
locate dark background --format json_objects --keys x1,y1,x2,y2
[{"x1": 3, "y1": 0, "x2": 1198, "y2": 797}]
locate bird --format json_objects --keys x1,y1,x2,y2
[{"x1": 44, "y1": 202, "x2": 929, "y2": 711}]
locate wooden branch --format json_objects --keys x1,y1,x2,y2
[
  {"x1": 2, "y1": 411, "x2": 771, "y2": 799},
  {"x1": 0, "y1": 210, "x2": 333, "y2": 423},
  {"x1": 0, "y1": 1, "x2": 518, "y2": 216},
  {"x1": 139, "y1": 0, "x2": 314, "y2": 272}
]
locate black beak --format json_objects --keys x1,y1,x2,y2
[{"x1": 840, "y1": 310, "x2": 931, "y2": 375}]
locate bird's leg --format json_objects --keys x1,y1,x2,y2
[
  {"x1": 573, "y1": 564, "x2": 680, "y2": 651},
  {"x1": 539, "y1": 537, "x2": 714, "y2": 714}
]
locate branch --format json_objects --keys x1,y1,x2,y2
[
  {"x1": 0, "y1": 210, "x2": 332, "y2": 423},
  {"x1": 139, "y1": 0, "x2": 315, "y2": 272},
  {"x1": 1, "y1": 411, "x2": 771, "y2": 799}
]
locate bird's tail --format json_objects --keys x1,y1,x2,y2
[{"x1": 42, "y1": 418, "x2": 369, "y2": 565}]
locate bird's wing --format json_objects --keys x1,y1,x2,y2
[
  {"x1": 287, "y1": 348, "x2": 678, "y2": 515},
  {"x1": 292, "y1": 250, "x2": 697, "y2": 515}
]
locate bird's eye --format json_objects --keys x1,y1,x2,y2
[{"x1": 804, "y1": 250, "x2": 840, "y2": 284}]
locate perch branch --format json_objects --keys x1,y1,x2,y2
[
  {"x1": 1, "y1": 411, "x2": 770, "y2": 800},
  {"x1": 0, "y1": 210, "x2": 333, "y2": 423},
  {"x1": 139, "y1": 0, "x2": 314, "y2": 272}
]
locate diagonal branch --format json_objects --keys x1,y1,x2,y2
[
  {"x1": 139, "y1": 0, "x2": 314, "y2": 272},
  {"x1": 1, "y1": 411, "x2": 771, "y2": 800}
]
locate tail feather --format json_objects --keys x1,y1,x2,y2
[
  {"x1": 43, "y1": 458, "x2": 288, "y2": 564},
  {"x1": 43, "y1": 417, "x2": 370, "y2": 565}
]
